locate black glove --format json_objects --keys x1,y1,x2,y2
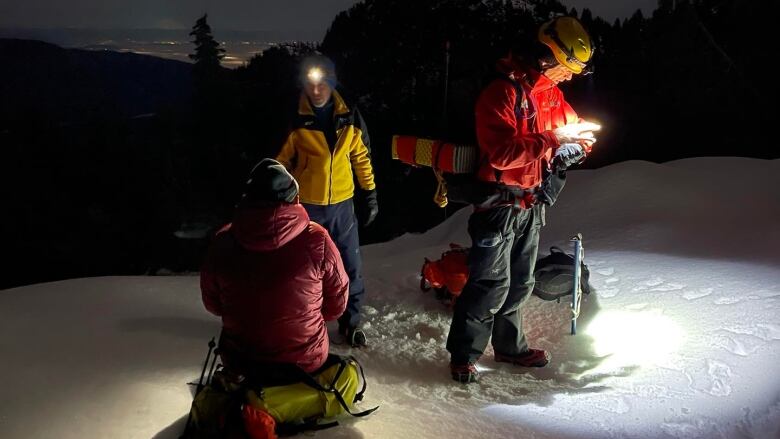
[
  {"x1": 553, "y1": 143, "x2": 586, "y2": 171},
  {"x1": 536, "y1": 169, "x2": 567, "y2": 206},
  {"x1": 357, "y1": 189, "x2": 378, "y2": 227}
]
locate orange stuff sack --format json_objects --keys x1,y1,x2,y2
[
  {"x1": 242, "y1": 404, "x2": 277, "y2": 439},
  {"x1": 392, "y1": 135, "x2": 478, "y2": 174},
  {"x1": 421, "y1": 244, "x2": 469, "y2": 299}
]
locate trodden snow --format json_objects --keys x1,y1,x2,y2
[{"x1": 1, "y1": 158, "x2": 778, "y2": 439}]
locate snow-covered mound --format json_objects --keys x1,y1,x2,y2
[{"x1": 1, "y1": 158, "x2": 779, "y2": 439}]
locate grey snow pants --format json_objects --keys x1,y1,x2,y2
[{"x1": 446, "y1": 203, "x2": 544, "y2": 364}]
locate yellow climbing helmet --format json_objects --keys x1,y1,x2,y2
[{"x1": 538, "y1": 16, "x2": 593, "y2": 74}]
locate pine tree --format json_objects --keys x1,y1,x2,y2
[
  {"x1": 189, "y1": 14, "x2": 225, "y2": 75},
  {"x1": 186, "y1": 14, "x2": 232, "y2": 219}
]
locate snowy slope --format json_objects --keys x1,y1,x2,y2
[{"x1": 1, "y1": 158, "x2": 779, "y2": 439}]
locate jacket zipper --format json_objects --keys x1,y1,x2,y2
[{"x1": 328, "y1": 149, "x2": 334, "y2": 204}]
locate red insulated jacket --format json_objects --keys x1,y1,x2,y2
[
  {"x1": 201, "y1": 202, "x2": 349, "y2": 373},
  {"x1": 475, "y1": 65, "x2": 578, "y2": 194}
]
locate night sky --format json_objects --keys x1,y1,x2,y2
[{"x1": 0, "y1": 0, "x2": 658, "y2": 32}]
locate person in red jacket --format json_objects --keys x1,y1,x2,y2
[
  {"x1": 446, "y1": 16, "x2": 600, "y2": 383},
  {"x1": 201, "y1": 158, "x2": 349, "y2": 377}
]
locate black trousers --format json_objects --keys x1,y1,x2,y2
[
  {"x1": 304, "y1": 199, "x2": 365, "y2": 328},
  {"x1": 446, "y1": 204, "x2": 544, "y2": 364}
]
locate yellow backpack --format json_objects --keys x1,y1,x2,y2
[
  {"x1": 245, "y1": 355, "x2": 377, "y2": 433},
  {"x1": 182, "y1": 339, "x2": 378, "y2": 438}
]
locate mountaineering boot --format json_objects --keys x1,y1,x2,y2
[
  {"x1": 340, "y1": 325, "x2": 367, "y2": 347},
  {"x1": 494, "y1": 349, "x2": 550, "y2": 367},
  {"x1": 450, "y1": 362, "x2": 478, "y2": 383}
]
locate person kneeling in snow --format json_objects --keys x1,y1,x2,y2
[{"x1": 201, "y1": 158, "x2": 349, "y2": 379}]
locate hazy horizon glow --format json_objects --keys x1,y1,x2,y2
[{"x1": 0, "y1": 1, "x2": 658, "y2": 33}]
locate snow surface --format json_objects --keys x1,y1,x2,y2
[{"x1": 1, "y1": 158, "x2": 779, "y2": 439}]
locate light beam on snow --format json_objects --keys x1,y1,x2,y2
[
  {"x1": 475, "y1": 364, "x2": 495, "y2": 373},
  {"x1": 584, "y1": 309, "x2": 684, "y2": 370}
]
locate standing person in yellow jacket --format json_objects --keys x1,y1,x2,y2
[{"x1": 276, "y1": 54, "x2": 377, "y2": 347}]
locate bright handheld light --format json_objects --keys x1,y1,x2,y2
[
  {"x1": 562, "y1": 121, "x2": 601, "y2": 136},
  {"x1": 554, "y1": 121, "x2": 601, "y2": 144}
]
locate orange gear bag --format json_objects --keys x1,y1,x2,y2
[{"x1": 420, "y1": 244, "x2": 470, "y2": 299}]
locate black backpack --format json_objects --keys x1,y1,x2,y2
[{"x1": 532, "y1": 246, "x2": 593, "y2": 301}]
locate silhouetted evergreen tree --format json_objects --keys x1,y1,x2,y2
[
  {"x1": 185, "y1": 14, "x2": 244, "y2": 224},
  {"x1": 189, "y1": 15, "x2": 225, "y2": 79}
]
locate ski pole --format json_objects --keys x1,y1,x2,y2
[
  {"x1": 197, "y1": 337, "x2": 216, "y2": 394},
  {"x1": 571, "y1": 234, "x2": 583, "y2": 335},
  {"x1": 180, "y1": 336, "x2": 216, "y2": 439},
  {"x1": 206, "y1": 343, "x2": 219, "y2": 385}
]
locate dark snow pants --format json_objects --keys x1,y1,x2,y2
[
  {"x1": 446, "y1": 204, "x2": 544, "y2": 364},
  {"x1": 304, "y1": 199, "x2": 365, "y2": 328}
]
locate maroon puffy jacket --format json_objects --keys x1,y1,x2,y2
[{"x1": 201, "y1": 202, "x2": 348, "y2": 373}]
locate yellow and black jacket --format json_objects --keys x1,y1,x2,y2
[{"x1": 276, "y1": 90, "x2": 375, "y2": 206}]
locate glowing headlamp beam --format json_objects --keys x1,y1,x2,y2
[{"x1": 307, "y1": 67, "x2": 324, "y2": 84}]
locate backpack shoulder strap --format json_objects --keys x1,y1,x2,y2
[
  {"x1": 491, "y1": 75, "x2": 535, "y2": 184},
  {"x1": 294, "y1": 356, "x2": 379, "y2": 418},
  {"x1": 549, "y1": 246, "x2": 565, "y2": 255}
]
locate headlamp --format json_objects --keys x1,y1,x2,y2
[{"x1": 306, "y1": 67, "x2": 324, "y2": 84}]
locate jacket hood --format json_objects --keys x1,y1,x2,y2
[{"x1": 231, "y1": 203, "x2": 309, "y2": 252}]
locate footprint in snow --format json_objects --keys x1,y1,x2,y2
[
  {"x1": 644, "y1": 277, "x2": 665, "y2": 287},
  {"x1": 590, "y1": 396, "x2": 631, "y2": 414},
  {"x1": 714, "y1": 296, "x2": 743, "y2": 305},
  {"x1": 722, "y1": 324, "x2": 780, "y2": 342},
  {"x1": 661, "y1": 418, "x2": 709, "y2": 438},
  {"x1": 682, "y1": 288, "x2": 713, "y2": 300},
  {"x1": 714, "y1": 332, "x2": 764, "y2": 357},
  {"x1": 596, "y1": 267, "x2": 615, "y2": 276},
  {"x1": 756, "y1": 323, "x2": 780, "y2": 341},
  {"x1": 650, "y1": 282, "x2": 685, "y2": 292},
  {"x1": 598, "y1": 288, "x2": 620, "y2": 298},
  {"x1": 690, "y1": 359, "x2": 733, "y2": 397}
]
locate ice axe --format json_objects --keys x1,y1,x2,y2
[{"x1": 571, "y1": 234, "x2": 583, "y2": 335}]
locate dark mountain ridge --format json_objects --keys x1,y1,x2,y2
[{"x1": 0, "y1": 38, "x2": 192, "y2": 126}]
